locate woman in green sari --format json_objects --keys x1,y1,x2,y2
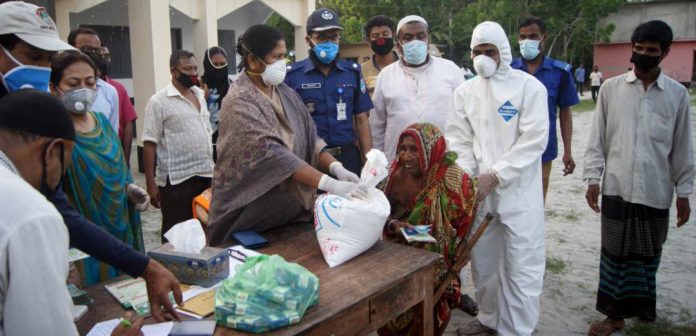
[
  {"x1": 380, "y1": 123, "x2": 477, "y2": 336},
  {"x1": 50, "y1": 50, "x2": 148, "y2": 286}
]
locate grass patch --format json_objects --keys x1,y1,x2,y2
[
  {"x1": 574, "y1": 99, "x2": 597, "y2": 112},
  {"x1": 546, "y1": 257, "x2": 566, "y2": 274},
  {"x1": 624, "y1": 319, "x2": 696, "y2": 336},
  {"x1": 545, "y1": 209, "x2": 559, "y2": 218},
  {"x1": 564, "y1": 212, "x2": 580, "y2": 222}
]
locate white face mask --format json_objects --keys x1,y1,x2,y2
[
  {"x1": 473, "y1": 55, "x2": 498, "y2": 78},
  {"x1": 260, "y1": 59, "x2": 287, "y2": 86}
]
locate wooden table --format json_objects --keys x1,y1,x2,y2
[{"x1": 76, "y1": 223, "x2": 439, "y2": 335}]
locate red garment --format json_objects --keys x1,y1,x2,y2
[{"x1": 105, "y1": 77, "x2": 137, "y2": 138}]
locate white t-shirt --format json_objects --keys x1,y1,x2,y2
[
  {"x1": 589, "y1": 71, "x2": 603, "y2": 86},
  {"x1": 371, "y1": 57, "x2": 464, "y2": 161},
  {"x1": 0, "y1": 155, "x2": 76, "y2": 336}
]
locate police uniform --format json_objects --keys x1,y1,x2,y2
[
  {"x1": 285, "y1": 59, "x2": 373, "y2": 174},
  {"x1": 511, "y1": 56, "x2": 579, "y2": 164}
]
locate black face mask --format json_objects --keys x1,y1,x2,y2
[
  {"x1": 96, "y1": 58, "x2": 110, "y2": 76},
  {"x1": 370, "y1": 38, "x2": 394, "y2": 56},
  {"x1": 630, "y1": 51, "x2": 661, "y2": 72},
  {"x1": 176, "y1": 71, "x2": 199, "y2": 88},
  {"x1": 40, "y1": 142, "x2": 64, "y2": 197}
]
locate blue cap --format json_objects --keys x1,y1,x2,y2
[{"x1": 306, "y1": 8, "x2": 343, "y2": 33}]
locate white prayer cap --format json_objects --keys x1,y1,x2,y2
[{"x1": 396, "y1": 15, "x2": 428, "y2": 35}]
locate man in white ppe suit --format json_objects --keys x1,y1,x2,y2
[{"x1": 446, "y1": 21, "x2": 549, "y2": 335}]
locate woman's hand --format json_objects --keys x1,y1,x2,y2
[
  {"x1": 110, "y1": 312, "x2": 144, "y2": 336},
  {"x1": 126, "y1": 184, "x2": 150, "y2": 211},
  {"x1": 388, "y1": 219, "x2": 413, "y2": 233},
  {"x1": 329, "y1": 161, "x2": 360, "y2": 183}
]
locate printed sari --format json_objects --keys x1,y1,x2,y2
[
  {"x1": 380, "y1": 123, "x2": 476, "y2": 336},
  {"x1": 64, "y1": 112, "x2": 143, "y2": 286}
]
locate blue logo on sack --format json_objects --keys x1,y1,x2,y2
[{"x1": 498, "y1": 101, "x2": 518, "y2": 122}]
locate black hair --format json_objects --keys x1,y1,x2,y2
[
  {"x1": 49, "y1": 50, "x2": 97, "y2": 86},
  {"x1": 0, "y1": 34, "x2": 20, "y2": 50},
  {"x1": 67, "y1": 27, "x2": 99, "y2": 47},
  {"x1": 631, "y1": 20, "x2": 673, "y2": 52},
  {"x1": 236, "y1": 24, "x2": 284, "y2": 72},
  {"x1": 364, "y1": 15, "x2": 394, "y2": 38},
  {"x1": 169, "y1": 50, "x2": 195, "y2": 69},
  {"x1": 519, "y1": 17, "x2": 546, "y2": 34},
  {"x1": 0, "y1": 126, "x2": 40, "y2": 145}
]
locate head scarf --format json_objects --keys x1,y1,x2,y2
[{"x1": 201, "y1": 46, "x2": 230, "y2": 106}]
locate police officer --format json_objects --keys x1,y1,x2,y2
[
  {"x1": 285, "y1": 8, "x2": 373, "y2": 175},
  {"x1": 512, "y1": 16, "x2": 580, "y2": 201}
]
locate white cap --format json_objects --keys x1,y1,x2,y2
[
  {"x1": 396, "y1": 15, "x2": 428, "y2": 35},
  {"x1": 0, "y1": 1, "x2": 75, "y2": 51}
]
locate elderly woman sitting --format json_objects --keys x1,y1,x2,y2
[{"x1": 380, "y1": 123, "x2": 477, "y2": 336}]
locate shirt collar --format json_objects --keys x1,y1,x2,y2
[
  {"x1": 0, "y1": 150, "x2": 19, "y2": 176},
  {"x1": 624, "y1": 69, "x2": 666, "y2": 90},
  {"x1": 166, "y1": 82, "x2": 202, "y2": 98},
  {"x1": 301, "y1": 58, "x2": 346, "y2": 74},
  {"x1": 513, "y1": 55, "x2": 552, "y2": 73}
]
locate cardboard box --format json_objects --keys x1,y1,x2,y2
[{"x1": 148, "y1": 243, "x2": 228, "y2": 287}]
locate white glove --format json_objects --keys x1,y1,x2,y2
[
  {"x1": 126, "y1": 183, "x2": 150, "y2": 211},
  {"x1": 329, "y1": 161, "x2": 360, "y2": 183},
  {"x1": 475, "y1": 172, "x2": 499, "y2": 202},
  {"x1": 318, "y1": 175, "x2": 369, "y2": 200}
]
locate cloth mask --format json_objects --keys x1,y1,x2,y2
[
  {"x1": 630, "y1": 51, "x2": 661, "y2": 72},
  {"x1": 402, "y1": 40, "x2": 428, "y2": 65},
  {"x1": 96, "y1": 58, "x2": 110, "y2": 76},
  {"x1": 519, "y1": 39, "x2": 541, "y2": 60},
  {"x1": 0, "y1": 46, "x2": 51, "y2": 92},
  {"x1": 260, "y1": 59, "x2": 287, "y2": 86},
  {"x1": 60, "y1": 88, "x2": 97, "y2": 114},
  {"x1": 473, "y1": 55, "x2": 498, "y2": 78},
  {"x1": 370, "y1": 38, "x2": 394, "y2": 56},
  {"x1": 176, "y1": 72, "x2": 199, "y2": 88},
  {"x1": 312, "y1": 41, "x2": 339, "y2": 64}
]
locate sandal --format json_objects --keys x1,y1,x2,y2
[
  {"x1": 459, "y1": 294, "x2": 479, "y2": 316},
  {"x1": 457, "y1": 319, "x2": 496, "y2": 335},
  {"x1": 588, "y1": 318, "x2": 625, "y2": 336}
]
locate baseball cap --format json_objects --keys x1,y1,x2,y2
[
  {"x1": 306, "y1": 8, "x2": 343, "y2": 33},
  {"x1": 0, "y1": 1, "x2": 75, "y2": 51}
]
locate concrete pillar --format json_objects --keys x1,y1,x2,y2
[
  {"x1": 54, "y1": 0, "x2": 74, "y2": 41},
  {"x1": 293, "y1": 0, "x2": 315, "y2": 60},
  {"x1": 127, "y1": 0, "x2": 172, "y2": 144},
  {"x1": 192, "y1": 0, "x2": 218, "y2": 68}
]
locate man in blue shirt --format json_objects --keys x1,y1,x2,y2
[
  {"x1": 285, "y1": 8, "x2": 373, "y2": 175},
  {"x1": 512, "y1": 17, "x2": 580, "y2": 201},
  {"x1": 575, "y1": 63, "x2": 586, "y2": 96}
]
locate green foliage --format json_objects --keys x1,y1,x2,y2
[
  {"x1": 318, "y1": 0, "x2": 625, "y2": 66},
  {"x1": 546, "y1": 257, "x2": 566, "y2": 274},
  {"x1": 624, "y1": 319, "x2": 696, "y2": 336},
  {"x1": 265, "y1": 12, "x2": 295, "y2": 52}
]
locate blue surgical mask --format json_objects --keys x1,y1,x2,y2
[
  {"x1": 402, "y1": 40, "x2": 428, "y2": 65},
  {"x1": 519, "y1": 39, "x2": 541, "y2": 61},
  {"x1": 0, "y1": 45, "x2": 51, "y2": 92},
  {"x1": 312, "y1": 41, "x2": 339, "y2": 64}
]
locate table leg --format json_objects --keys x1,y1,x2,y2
[{"x1": 412, "y1": 265, "x2": 434, "y2": 336}]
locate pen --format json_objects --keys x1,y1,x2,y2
[{"x1": 120, "y1": 318, "x2": 132, "y2": 328}]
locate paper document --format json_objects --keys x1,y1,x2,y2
[{"x1": 87, "y1": 319, "x2": 173, "y2": 336}]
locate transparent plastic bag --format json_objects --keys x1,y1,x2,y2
[{"x1": 214, "y1": 255, "x2": 319, "y2": 333}]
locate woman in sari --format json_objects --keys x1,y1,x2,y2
[
  {"x1": 50, "y1": 50, "x2": 148, "y2": 286},
  {"x1": 380, "y1": 123, "x2": 477, "y2": 336},
  {"x1": 207, "y1": 25, "x2": 365, "y2": 246}
]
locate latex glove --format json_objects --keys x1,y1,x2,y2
[
  {"x1": 329, "y1": 161, "x2": 360, "y2": 183},
  {"x1": 475, "y1": 172, "x2": 498, "y2": 202},
  {"x1": 127, "y1": 183, "x2": 150, "y2": 211},
  {"x1": 318, "y1": 175, "x2": 369, "y2": 200}
]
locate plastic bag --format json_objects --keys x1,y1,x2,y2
[
  {"x1": 314, "y1": 149, "x2": 391, "y2": 267},
  {"x1": 214, "y1": 255, "x2": 319, "y2": 334}
]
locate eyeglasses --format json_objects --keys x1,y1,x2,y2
[{"x1": 311, "y1": 33, "x2": 340, "y2": 43}]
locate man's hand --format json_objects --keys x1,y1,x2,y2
[
  {"x1": 585, "y1": 184, "x2": 601, "y2": 213},
  {"x1": 562, "y1": 153, "x2": 576, "y2": 176},
  {"x1": 110, "y1": 312, "x2": 144, "y2": 336},
  {"x1": 141, "y1": 259, "x2": 182, "y2": 322},
  {"x1": 146, "y1": 183, "x2": 160, "y2": 209},
  {"x1": 475, "y1": 173, "x2": 499, "y2": 202},
  {"x1": 676, "y1": 197, "x2": 690, "y2": 227}
]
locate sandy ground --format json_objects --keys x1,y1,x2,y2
[{"x1": 132, "y1": 95, "x2": 696, "y2": 335}]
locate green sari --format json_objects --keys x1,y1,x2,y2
[{"x1": 64, "y1": 112, "x2": 143, "y2": 286}]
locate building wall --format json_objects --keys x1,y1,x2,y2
[
  {"x1": 593, "y1": 40, "x2": 696, "y2": 83},
  {"x1": 600, "y1": 0, "x2": 696, "y2": 42}
]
